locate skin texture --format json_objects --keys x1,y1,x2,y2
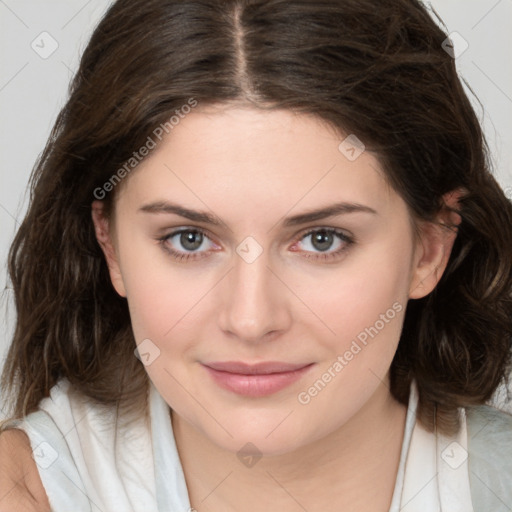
[
  {"x1": 0, "y1": 429, "x2": 51, "y2": 511},
  {"x1": 91, "y1": 105, "x2": 457, "y2": 511}
]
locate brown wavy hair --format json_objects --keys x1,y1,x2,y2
[{"x1": 2, "y1": 0, "x2": 512, "y2": 435}]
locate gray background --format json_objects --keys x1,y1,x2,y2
[{"x1": 1, "y1": 1, "x2": 512, "y2": 415}]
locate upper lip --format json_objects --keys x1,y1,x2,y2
[{"x1": 203, "y1": 361, "x2": 312, "y2": 375}]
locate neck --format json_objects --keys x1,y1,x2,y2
[{"x1": 172, "y1": 381, "x2": 408, "y2": 512}]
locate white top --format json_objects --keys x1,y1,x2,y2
[{"x1": 11, "y1": 379, "x2": 474, "y2": 511}]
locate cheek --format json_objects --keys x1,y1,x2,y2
[
  {"x1": 300, "y1": 235, "x2": 413, "y2": 354},
  {"x1": 291, "y1": 246, "x2": 410, "y2": 434},
  {"x1": 115, "y1": 229, "x2": 197, "y2": 346}
]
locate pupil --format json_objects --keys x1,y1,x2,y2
[
  {"x1": 181, "y1": 230, "x2": 203, "y2": 250},
  {"x1": 312, "y1": 231, "x2": 333, "y2": 252}
]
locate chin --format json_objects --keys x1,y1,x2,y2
[{"x1": 199, "y1": 410, "x2": 323, "y2": 458}]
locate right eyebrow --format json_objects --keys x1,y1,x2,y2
[{"x1": 138, "y1": 201, "x2": 222, "y2": 225}]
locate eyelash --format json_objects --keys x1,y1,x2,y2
[{"x1": 157, "y1": 227, "x2": 355, "y2": 263}]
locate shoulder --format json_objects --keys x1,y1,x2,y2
[
  {"x1": 0, "y1": 428, "x2": 51, "y2": 511},
  {"x1": 1, "y1": 379, "x2": 156, "y2": 511},
  {"x1": 0, "y1": 379, "x2": 100, "y2": 512},
  {"x1": 466, "y1": 405, "x2": 512, "y2": 511}
]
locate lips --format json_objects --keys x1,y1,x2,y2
[
  {"x1": 205, "y1": 361, "x2": 311, "y2": 375},
  {"x1": 202, "y1": 361, "x2": 314, "y2": 397}
]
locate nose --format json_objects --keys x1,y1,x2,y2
[{"x1": 217, "y1": 248, "x2": 292, "y2": 344}]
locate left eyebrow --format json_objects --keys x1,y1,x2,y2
[
  {"x1": 137, "y1": 200, "x2": 377, "y2": 227},
  {"x1": 282, "y1": 202, "x2": 377, "y2": 227}
]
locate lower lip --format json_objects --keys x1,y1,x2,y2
[{"x1": 202, "y1": 364, "x2": 314, "y2": 397}]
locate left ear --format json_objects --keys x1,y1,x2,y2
[{"x1": 408, "y1": 188, "x2": 464, "y2": 299}]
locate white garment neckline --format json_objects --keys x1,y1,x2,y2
[{"x1": 390, "y1": 381, "x2": 474, "y2": 512}]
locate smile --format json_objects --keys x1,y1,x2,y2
[{"x1": 201, "y1": 361, "x2": 315, "y2": 397}]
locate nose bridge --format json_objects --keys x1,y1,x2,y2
[{"x1": 218, "y1": 245, "x2": 289, "y2": 342}]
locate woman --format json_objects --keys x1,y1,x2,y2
[{"x1": 1, "y1": 0, "x2": 511, "y2": 510}]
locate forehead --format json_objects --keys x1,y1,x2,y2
[{"x1": 116, "y1": 106, "x2": 396, "y2": 220}]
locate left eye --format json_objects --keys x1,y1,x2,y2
[
  {"x1": 297, "y1": 228, "x2": 353, "y2": 259},
  {"x1": 294, "y1": 228, "x2": 351, "y2": 254}
]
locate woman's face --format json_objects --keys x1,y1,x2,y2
[{"x1": 93, "y1": 105, "x2": 447, "y2": 456}]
